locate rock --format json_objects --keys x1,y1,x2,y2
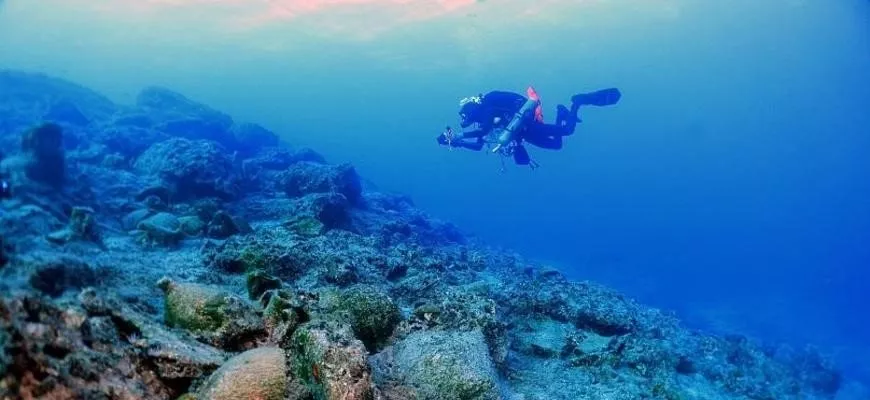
[
  {"x1": 387, "y1": 330, "x2": 499, "y2": 400},
  {"x1": 96, "y1": 126, "x2": 170, "y2": 158},
  {"x1": 135, "y1": 185, "x2": 173, "y2": 206},
  {"x1": 134, "y1": 138, "x2": 236, "y2": 201},
  {"x1": 284, "y1": 215, "x2": 326, "y2": 237},
  {"x1": 514, "y1": 319, "x2": 576, "y2": 358},
  {"x1": 292, "y1": 192, "x2": 351, "y2": 231},
  {"x1": 157, "y1": 277, "x2": 266, "y2": 350},
  {"x1": 21, "y1": 122, "x2": 66, "y2": 188},
  {"x1": 201, "y1": 232, "x2": 301, "y2": 278},
  {"x1": 136, "y1": 212, "x2": 184, "y2": 247},
  {"x1": 194, "y1": 347, "x2": 287, "y2": 400},
  {"x1": 231, "y1": 122, "x2": 279, "y2": 156},
  {"x1": 0, "y1": 235, "x2": 10, "y2": 269},
  {"x1": 80, "y1": 316, "x2": 119, "y2": 350},
  {"x1": 292, "y1": 147, "x2": 327, "y2": 164},
  {"x1": 111, "y1": 112, "x2": 155, "y2": 129},
  {"x1": 240, "y1": 147, "x2": 327, "y2": 192},
  {"x1": 246, "y1": 269, "x2": 282, "y2": 300},
  {"x1": 178, "y1": 215, "x2": 206, "y2": 236},
  {"x1": 289, "y1": 320, "x2": 375, "y2": 400},
  {"x1": 28, "y1": 254, "x2": 97, "y2": 297},
  {"x1": 0, "y1": 70, "x2": 118, "y2": 124},
  {"x1": 206, "y1": 210, "x2": 252, "y2": 239},
  {"x1": 0, "y1": 291, "x2": 190, "y2": 399},
  {"x1": 262, "y1": 290, "x2": 307, "y2": 347},
  {"x1": 338, "y1": 285, "x2": 402, "y2": 351},
  {"x1": 45, "y1": 206, "x2": 101, "y2": 245},
  {"x1": 280, "y1": 162, "x2": 362, "y2": 205},
  {"x1": 135, "y1": 86, "x2": 231, "y2": 125},
  {"x1": 77, "y1": 288, "x2": 226, "y2": 384},
  {"x1": 135, "y1": 86, "x2": 236, "y2": 147},
  {"x1": 405, "y1": 289, "x2": 507, "y2": 369},
  {"x1": 122, "y1": 208, "x2": 155, "y2": 231},
  {"x1": 44, "y1": 99, "x2": 89, "y2": 126}
]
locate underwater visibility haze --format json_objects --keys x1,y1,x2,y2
[{"x1": 0, "y1": 0, "x2": 869, "y2": 398}]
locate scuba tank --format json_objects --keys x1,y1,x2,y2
[{"x1": 492, "y1": 97, "x2": 540, "y2": 153}]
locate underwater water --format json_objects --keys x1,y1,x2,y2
[{"x1": 1, "y1": 0, "x2": 869, "y2": 399}]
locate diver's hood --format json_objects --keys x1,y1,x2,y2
[
  {"x1": 459, "y1": 95, "x2": 482, "y2": 108},
  {"x1": 458, "y1": 95, "x2": 483, "y2": 127}
]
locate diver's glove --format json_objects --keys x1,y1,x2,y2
[{"x1": 439, "y1": 126, "x2": 465, "y2": 146}]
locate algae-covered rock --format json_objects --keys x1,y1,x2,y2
[
  {"x1": 195, "y1": 346, "x2": 287, "y2": 400},
  {"x1": 289, "y1": 320, "x2": 374, "y2": 400},
  {"x1": 280, "y1": 161, "x2": 362, "y2": 204},
  {"x1": 134, "y1": 137, "x2": 236, "y2": 201},
  {"x1": 406, "y1": 289, "x2": 507, "y2": 369},
  {"x1": 206, "y1": 210, "x2": 252, "y2": 239},
  {"x1": 247, "y1": 269, "x2": 282, "y2": 300},
  {"x1": 136, "y1": 212, "x2": 184, "y2": 247},
  {"x1": 157, "y1": 277, "x2": 265, "y2": 350},
  {"x1": 284, "y1": 215, "x2": 325, "y2": 237},
  {"x1": 46, "y1": 206, "x2": 101, "y2": 245},
  {"x1": 178, "y1": 215, "x2": 205, "y2": 236},
  {"x1": 390, "y1": 329, "x2": 499, "y2": 400},
  {"x1": 78, "y1": 288, "x2": 226, "y2": 382},
  {"x1": 263, "y1": 290, "x2": 306, "y2": 347},
  {"x1": 339, "y1": 285, "x2": 401, "y2": 351},
  {"x1": 514, "y1": 319, "x2": 577, "y2": 358},
  {"x1": 122, "y1": 208, "x2": 154, "y2": 231},
  {"x1": 28, "y1": 253, "x2": 97, "y2": 297}
]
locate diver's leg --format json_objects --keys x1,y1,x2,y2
[
  {"x1": 523, "y1": 125, "x2": 563, "y2": 150},
  {"x1": 555, "y1": 105, "x2": 578, "y2": 136},
  {"x1": 513, "y1": 145, "x2": 531, "y2": 165}
]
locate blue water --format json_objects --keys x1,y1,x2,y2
[{"x1": 2, "y1": 0, "x2": 868, "y2": 384}]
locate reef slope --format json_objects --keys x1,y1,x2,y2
[{"x1": 0, "y1": 69, "x2": 858, "y2": 400}]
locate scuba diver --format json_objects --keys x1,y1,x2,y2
[
  {"x1": 437, "y1": 86, "x2": 621, "y2": 168},
  {"x1": 1, "y1": 180, "x2": 10, "y2": 199},
  {"x1": 0, "y1": 151, "x2": 9, "y2": 199}
]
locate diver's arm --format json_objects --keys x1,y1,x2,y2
[
  {"x1": 461, "y1": 128, "x2": 489, "y2": 139},
  {"x1": 436, "y1": 134, "x2": 485, "y2": 151},
  {"x1": 456, "y1": 138, "x2": 485, "y2": 151}
]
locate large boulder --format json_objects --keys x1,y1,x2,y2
[
  {"x1": 93, "y1": 125, "x2": 170, "y2": 159},
  {"x1": 336, "y1": 285, "x2": 402, "y2": 351},
  {"x1": 193, "y1": 347, "x2": 287, "y2": 400},
  {"x1": 279, "y1": 162, "x2": 362, "y2": 205},
  {"x1": 375, "y1": 329, "x2": 500, "y2": 400},
  {"x1": 134, "y1": 138, "x2": 236, "y2": 201},
  {"x1": 0, "y1": 70, "x2": 118, "y2": 129},
  {"x1": 240, "y1": 147, "x2": 326, "y2": 192},
  {"x1": 231, "y1": 122, "x2": 280, "y2": 156},
  {"x1": 135, "y1": 86, "x2": 237, "y2": 148},
  {"x1": 289, "y1": 320, "x2": 375, "y2": 400},
  {"x1": 0, "y1": 289, "x2": 226, "y2": 400},
  {"x1": 157, "y1": 277, "x2": 266, "y2": 350}
]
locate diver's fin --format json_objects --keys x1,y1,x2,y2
[{"x1": 572, "y1": 88, "x2": 622, "y2": 107}]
